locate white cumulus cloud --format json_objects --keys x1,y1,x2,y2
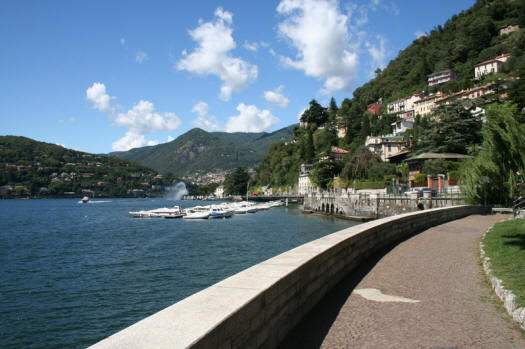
[
  {"x1": 86, "y1": 83, "x2": 182, "y2": 151},
  {"x1": 191, "y1": 101, "x2": 222, "y2": 131},
  {"x1": 297, "y1": 107, "x2": 308, "y2": 120},
  {"x1": 112, "y1": 132, "x2": 160, "y2": 152},
  {"x1": 276, "y1": 0, "x2": 359, "y2": 94},
  {"x1": 365, "y1": 35, "x2": 388, "y2": 71},
  {"x1": 115, "y1": 100, "x2": 181, "y2": 135},
  {"x1": 177, "y1": 7, "x2": 258, "y2": 101},
  {"x1": 243, "y1": 41, "x2": 259, "y2": 51},
  {"x1": 264, "y1": 85, "x2": 290, "y2": 108},
  {"x1": 226, "y1": 103, "x2": 280, "y2": 132},
  {"x1": 86, "y1": 82, "x2": 115, "y2": 114},
  {"x1": 136, "y1": 51, "x2": 148, "y2": 63}
]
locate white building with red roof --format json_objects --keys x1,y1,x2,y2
[{"x1": 474, "y1": 53, "x2": 510, "y2": 79}]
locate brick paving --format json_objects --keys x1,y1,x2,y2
[{"x1": 279, "y1": 214, "x2": 525, "y2": 348}]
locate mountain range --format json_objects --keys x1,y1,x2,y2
[{"x1": 110, "y1": 125, "x2": 295, "y2": 177}]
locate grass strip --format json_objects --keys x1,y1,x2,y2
[{"x1": 482, "y1": 218, "x2": 525, "y2": 309}]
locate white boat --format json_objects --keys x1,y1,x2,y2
[
  {"x1": 129, "y1": 205, "x2": 184, "y2": 218},
  {"x1": 255, "y1": 204, "x2": 271, "y2": 211},
  {"x1": 81, "y1": 196, "x2": 90, "y2": 203},
  {"x1": 183, "y1": 208, "x2": 210, "y2": 219},
  {"x1": 209, "y1": 206, "x2": 234, "y2": 218},
  {"x1": 233, "y1": 207, "x2": 248, "y2": 214},
  {"x1": 148, "y1": 205, "x2": 184, "y2": 218}
]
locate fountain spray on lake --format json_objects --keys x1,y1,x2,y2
[{"x1": 165, "y1": 182, "x2": 189, "y2": 200}]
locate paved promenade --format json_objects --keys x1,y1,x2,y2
[{"x1": 280, "y1": 214, "x2": 525, "y2": 348}]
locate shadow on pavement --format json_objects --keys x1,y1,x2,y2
[{"x1": 276, "y1": 240, "x2": 406, "y2": 349}]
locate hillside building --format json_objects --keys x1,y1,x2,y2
[
  {"x1": 214, "y1": 185, "x2": 224, "y2": 198},
  {"x1": 298, "y1": 164, "x2": 313, "y2": 195},
  {"x1": 367, "y1": 103, "x2": 382, "y2": 115},
  {"x1": 391, "y1": 120, "x2": 413, "y2": 136},
  {"x1": 365, "y1": 121, "x2": 412, "y2": 162},
  {"x1": 365, "y1": 135, "x2": 407, "y2": 162},
  {"x1": 386, "y1": 93, "x2": 422, "y2": 119},
  {"x1": 414, "y1": 93, "x2": 442, "y2": 117},
  {"x1": 405, "y1": 153, "x2": 471, "y2": 189},
  {"x1": 474, "y1": 53, "x2": 510, "y2": 79},
  {"x1": 500, "y1": 24, "x2": 520, "y2": 36},
  {"x1": 336, "y1": 120, "x2": 346, "y2": 138},
  {"x1": 427, "y1": 69, "x2": 457, "y2": 86},
  {"x1": 331, "y1": 146, "x2": 349, "y2": 161}
]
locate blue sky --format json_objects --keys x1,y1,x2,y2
[{"x1": 0, "y1": 0, "x2": 476, "y2": 153}]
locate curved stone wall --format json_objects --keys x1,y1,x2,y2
[{"x1": 90, "y1": 205, "x2": 484, "y2": 349}]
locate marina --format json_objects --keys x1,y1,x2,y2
[{"x1": 128, "y1": 200, "x2": 284, "y2": 219}]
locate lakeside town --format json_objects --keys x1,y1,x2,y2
[{"x1": 2, "y1": 1, "x2": 525, "y2": 348}]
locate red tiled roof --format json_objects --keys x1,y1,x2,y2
[{"x1": 474, "y1": 53, "x2": 510, "y2": 67}]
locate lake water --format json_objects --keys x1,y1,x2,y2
[{"x1": 0, "y1": 198, "x2": 356, "y2": 348}]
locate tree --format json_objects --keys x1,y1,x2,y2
[
  {"x1": 422, "y1": 159, "x2": 447, "y2": 176},
  {"x1": 418, "y1": 100, "x2": 482, "y2": 154},
  {"x1": 328, "y1": 97, "x2": 338, "y2": 122},
  {"x1": 224, "y1": 167, "x2": 250, "y2": 195},
  {"x1": 462, "y1": 103, "x2": 525, "y2": 206},
  {"x1": 367, "y1": 162, "x2": 397, "y2": 181},
  {"x1": 311, "y1": 160, "x2": 339, "y2": 189},
  {"x1": 313, "y1": 127, "x2": 337, "y2": 154},
  {"x1": 304, "y1": 130, "x2": 315, "y2": 163},
  {"x1": 301, "y1": 99, "x2": 328, "y2": 125},
  {"x1": 341, "y1": 147, "x2": 381, "y2": 180}
]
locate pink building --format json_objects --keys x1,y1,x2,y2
[
  {"x1": 367, "y1": 103, "x2": 382, "y2": 115},
  {"x1": 427, "y1": 70, "x2": 457, "y2": 86}
]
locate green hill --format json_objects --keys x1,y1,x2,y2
[
  {"x1": 0, "y1": 136, "x2": 174, "y2": 197},
  {"x1": 111, "y1": 125, "x2": 295, "y2": 176},
  {"x1": 253, "y1": 0, "x2": 525, "y2": 190},
  {"x1": 353, "y1": 0, "x2": 525, "y2": 109}
]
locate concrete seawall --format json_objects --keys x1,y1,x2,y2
[
  {"x1": 90, "y1": 205, "x2": 485, "y2": 349},
  {"x1": 304, "y1": 193, "x2": 465, "y2": 218}
]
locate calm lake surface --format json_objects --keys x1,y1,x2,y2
[{"x1": 0, "y1": 198, "x2": 356, "y2": 348}]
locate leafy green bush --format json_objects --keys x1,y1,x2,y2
[
  {"x1": 414, "y1": 173, "x2": 428, "y2": 184},
  {"x1": 367, "y1": 162, "x2": 396, "y2": 181}
]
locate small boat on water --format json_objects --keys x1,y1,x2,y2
[
  {"x1": 209, "y1": 206, "x2": 234, "y2": 219},
  {"x1": 183, "y1": 208, "x2": 211, "y2": 219},
  {"x1": 81, "y1": 196, "x2": 90, "y2": 203},
  {"x1": 129, "y1": 205, "x2": 184, "y2": 218},
  {"x1": 255, "y1": 204, "x2": 271, "y2": 211}
]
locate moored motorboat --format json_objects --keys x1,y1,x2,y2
[
  {"x1": 183, "y1": 209, "x2": 210, "y2": 219},
  {"x1": 209, "y1": 206, "x2": 234, "y2": 218},
  {"x1": 163, "y1": 213, "x2": 184, "y2": 219},
  {"x1": 129, "y1": 205, "x2": 184, "y2": 218}
]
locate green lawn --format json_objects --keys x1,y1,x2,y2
[{"x1": 483, "y1": 218, "x2": 525, "y2": 309}]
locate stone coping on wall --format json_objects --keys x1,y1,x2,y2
[{"x1": 89, "y1": 205, "x2": 483, "y2": 349}]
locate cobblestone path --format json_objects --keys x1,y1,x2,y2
[{"x1": 279, "y1": 214, "x2": 525, "y2": 348}]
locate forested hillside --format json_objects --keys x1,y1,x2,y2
[
  {"x1": 112, "y1": 125, "x2": 294, "y2": 176},
  {"x1": 253, "y1": 0, "x2": 525, "y2": 193},
  {"x1": 355, "y1": 0, "x2": 525, "y2": 107},
  {"x1": 0, "y1": 136, "x2": 177, "y2": 197}
]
